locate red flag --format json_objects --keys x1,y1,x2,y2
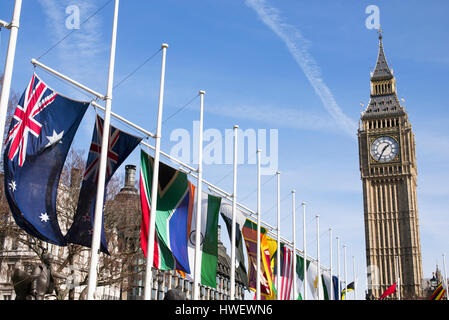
[{"x1": 379, "y1": 283, "x2": 397, "y2": 300}]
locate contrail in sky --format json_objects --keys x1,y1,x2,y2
[{"x1": 245, "y1": 0, "x2": 357, "y2": 136}]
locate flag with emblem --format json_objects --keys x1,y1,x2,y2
[
  {"x1": 186, "y1": 190, "x2": 221, "y2": 288},
  {"x1": 3, "y1": 73, "x2": 89, "y2": 245},
  {"x1": 242, "y1": 219, "x2": 275, "y2": 297},
  {"x1": 140, "y1": 149, "x2": 193, "y2": 272},
  {"x1": 306, "y1": 260, "x2": 322, "y2": 300},
  {"x1": 64, "y1": 115, "x2": 141, "y2": 254}
]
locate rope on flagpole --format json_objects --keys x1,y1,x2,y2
[{"x1": 113, "y1": 47, "x2": 162, "y2": 90}]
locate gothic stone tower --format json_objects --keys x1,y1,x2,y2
[{"x1": 358, "y1": 32, "x2": 423, "y2": 299}]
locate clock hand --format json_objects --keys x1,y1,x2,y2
[{"x1": 378, "y1": 145, "x2": 389, "y2": 161}]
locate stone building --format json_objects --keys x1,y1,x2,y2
[{"x1": 358, "y1": 31, "x2": 423, "y2": 299}]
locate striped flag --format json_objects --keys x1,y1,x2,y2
[
  {"x1": 273, "y1": 244, "x2": 295, "y2": 300},
  {"x1": 430, "y1": 283, "x2": 446, "y2": 300},
  {"x1": 186, "y1": 191, "x2": 221, "y2": 288},
  {"x1": 140, "y1": 150, "x2": 193, "y2": 272}
]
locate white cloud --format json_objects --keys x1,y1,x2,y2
[
  {"x1": 37, "y1": 0, "x2": 106, "y2": 90},
  {"x1": 245, "y1": 0, "x2": 357, "y2": 137}
]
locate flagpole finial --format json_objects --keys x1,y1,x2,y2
[
  {"x1": 276, "y1": 171, "x2": 280, "y2": 175},
  {"x1": 199, "y1": 90, "x2": 205, "y2": 95},
  {"x1": 233, "y1": 124, "x2": 239, "y2": 129},
  {"x1": 292, "y1": 189, "x2": 296, "y2": 193},
  {"x1": 161, "y1": 43, "x2": 169, "y2": 49}
]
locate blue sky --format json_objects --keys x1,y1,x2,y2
[{"x1": 1, "y1": 0, "x2": 448, "y2": 299}]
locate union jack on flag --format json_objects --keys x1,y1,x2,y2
[
  {"x1": 3, "y1": 73, "x2": 90, "y2": 245},
  {"x1": 64, "y1": 114, "x2": 142, "y2": 254},
  {"x1": 6, "y1": 74, "x2": 57, "y2": 166},
  {"x1": 83, "y1": 115, "x2": 120, "y2": 183}
]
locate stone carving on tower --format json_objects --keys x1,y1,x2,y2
[{"x1": 358, "y1": 30, "x2": 423, "y2": 299}]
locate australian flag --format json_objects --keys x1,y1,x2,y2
[
  {"x1": 3, "y1": 73, "x2": 89, "y2": 245},
  {"x1": 64, "y1": 115, "x2": 141, "y2": 254}
]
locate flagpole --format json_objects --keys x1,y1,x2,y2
[
  {"x1": 292, "y1": 190, "x2": 296, "y2": 300},
  {"x1": 316, "y1": 215, "x2": 321, "y2": 300},
  {"x1": 276, "y1": 171, "x2": 281, "y2": 300},
  {"x1": 329, "y1": 227, "x2": 333, "y2": 300},
  {"x1": 230, "y1": 124, "x2": 238, "y2": 300},
  {"x1": 193, "y1": 90, "x2": 205, "y2": 300},
  {"x1": 443, "y1": 253, "x2": 448, "y2": 300},
  {"x1": 143, "y1": 42, "x2": 169, "y2": 300},
  {"x1": 336, "y1": 236, "x2": 340, "y2": 300},
  {"x1": 395, "y1": 255, "x2": 401, "y2": 300},
  {"x1": 302, "y1": 202, "x2": 307, "y2": 300},
  {"x1": 343, "y1": 244, "x2": 347, "y2": 300},
  {"x1": 256, "y1": 148, "x2": 261, "y2": 300},
  {"x1": 87, "y1": 0, "x2": 119, "y2": 300},
  {"x1": 0, "y1": 0, "x2": 22, "y2": 145},
  {"x1": 352, "y1": 256, "x2": 356, "y2": 300}
]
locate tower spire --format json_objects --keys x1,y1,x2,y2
[{"x1": 371, "y1": 28, "x2": 393, "y2": 81}]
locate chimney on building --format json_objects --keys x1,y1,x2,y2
[
  {"x1": 119, "y1": 164, "x2": 137, "y2": 194},
  {"x1": 125, "y1": 165, "x2": 136, "y2": 188}
]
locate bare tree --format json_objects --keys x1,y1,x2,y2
[{"x1": 0, "y1": 73, "x2": 20, "y2": 169}]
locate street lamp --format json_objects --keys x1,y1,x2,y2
[{"x1": 430, "y1": 272, "x2": 438, "y2": 291}]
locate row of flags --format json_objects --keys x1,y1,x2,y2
[
  {"x1": 4, "y1": 73, "x2": 346, "y2": 299},
  {"x1": 4, "y1": 74, "x2": 142, "y2": 254},
  {"x1": 5, "y1": 74, "x2": 445, "y2": 300}
]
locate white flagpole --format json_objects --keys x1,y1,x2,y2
[
  {"x1": 87, "y1": 0, "x2": 120, "y2": 300},
  {"x1": 230, "y1": 124, "x2": 238, "y2": 300},
  {"x1": 256, "y1": 149, "x2": 261, "y2": 300},
  {"x1": 343, "y1": 244, "x2": 347, "y2": 300},
  {"x1": 302, "y1": 202, "x2": 307, "y2": 300},
  {"x1": 143, "y1": 43, "x2": 169, "y2": 300},
  {"x1": 193, "y1": 90, "x2": 205, "y2": 300},
  {"x1": 292, "y1": 190, "x2": 296, "y2": 300},
  {"x1": 276, "y1": 171, "x2": 281, "y2": 300},
  {"x1": 395, "y1": 255, "x2": 401, "y2": 300},
  {"x1": 316, "y1": 215, "x2": 321, "y2": 300},
  {"x1": 352, "y1": 256, "x2": 356, "y2": 300},
  {"x1": 0, "y1": 0, "x2": 22, "y2": 145},
  {"x1": 336, "y1": 236, "x2": 340, "y2": 300},
  {"x1": 443, "y1": 253, "x2": 448, "y2": 300},
  {"x1": 329, "y1": 227, "x2": 333, "y2": 300}
]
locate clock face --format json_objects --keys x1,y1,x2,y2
[{"x1": 370, "y1": 136, "x2": 399, "y2": 162}]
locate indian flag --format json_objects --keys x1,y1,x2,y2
[{"x1": 186, "y1": 191, "x2": 221, "y2": 288}]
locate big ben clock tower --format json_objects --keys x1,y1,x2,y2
[{"x1": 358, "y1": 31, "x2": 423, "y2": 299}]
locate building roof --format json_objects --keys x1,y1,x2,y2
[
  {"x1": 371, "y1": 32, "x2": 394, "y2": 82},
  {"x1": 363, "y1": 32, "x2": 406, "y2": 119}
]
